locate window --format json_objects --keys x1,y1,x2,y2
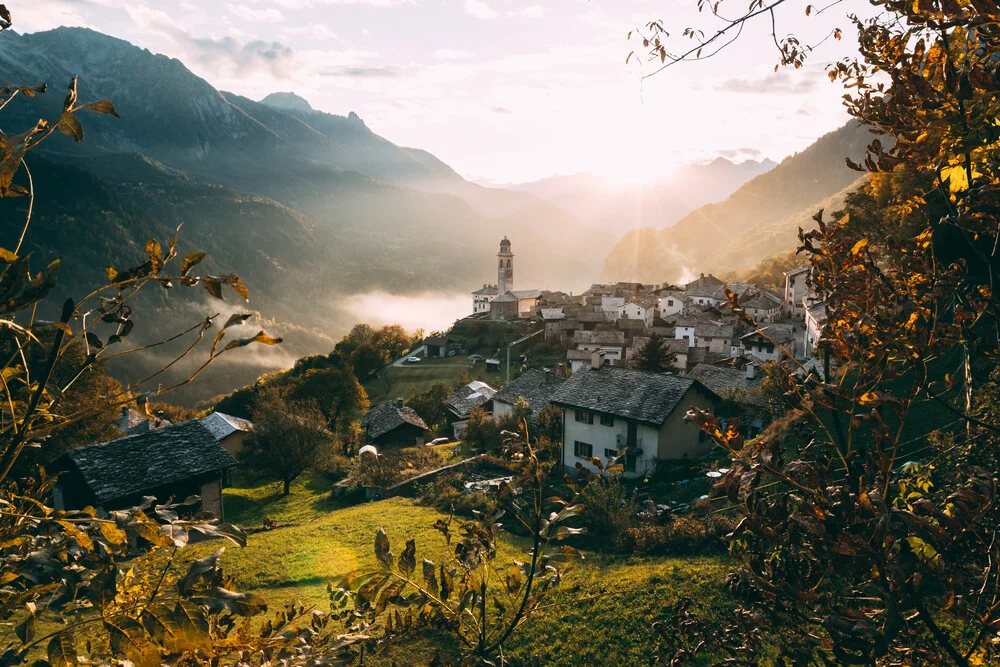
[
  {"x1": 574, "y1": 441, "x2": 593, "y2": 458},
  {"x1": 574, "y1": 410, "x2": 593, "y2": 424},
  {"x1": 667, "y1": 299, "x2": 674, "y2": 306},
  {"x1": 600, "y1": 414, "x2": 614, "y2": 427},
  {"x1": 604, "y1": 448, "x2": 618, "y2": 459}
]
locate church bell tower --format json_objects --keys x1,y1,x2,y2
[{"x1": 498, "y1": 236, "x2": 514, "y2": 294}]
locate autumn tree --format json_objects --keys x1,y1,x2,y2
[
  {"x1": 240, "y1": 387, "x2": 332, "y2": 495},
  {"x1": 292, "y1": 365, "x2": 369, "y2": 433},
  {"x1": 638, "y1": 0, "x2": 1000, "y2": 664},
  {"x1": 407, "y1": 382, "x2": 452, "y2": 434}
]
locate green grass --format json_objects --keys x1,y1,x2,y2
[
  {"x1": 198, "y1": 476, "x2": 733, "y2": 665},
  {"x1": 364, "y1": 357, "x2": 496, "y2": 405}
]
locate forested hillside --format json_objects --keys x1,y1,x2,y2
[{"x1": 599, "y1": 122, "x2": 873, "y2": 283}]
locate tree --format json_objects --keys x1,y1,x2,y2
[
  {"x1": 241, "y1": 387, "x2": 332, "y2": 495},
  {"x1": 640, "y1": 1, "x2": 1000, "y2": 664},
  {"x1": 407, "y1": 382, "x2": 452, "y2": 433},
  {"x1": 634, "y1": 332, "x2": 673, "y2": 372},
  {"x1": 292, "y1": 366, "x2": 369, "y2": 432}
]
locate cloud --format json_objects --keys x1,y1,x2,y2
[
  {"x1": 490, "y1": 105, "x2": 512, "y2": 114},
  {"x1": 715, "y1": 70, "x2": 817, "y2": 94},
  {"x1": 434, "y1": 49, "x2": 474, "y2": 60},
  {"x1": 509, "y1": 5, "x2": 545, "y2": 18},
  {"x1": 226, "y1": 4, "x2": 285, "y2": 23},
  {"x1": 716, "y1": 147, "x2": 764, "y2": 160},
  {"x1": 464, "y1": 0, "x2": 498, "y2": 20},
  {"x1": 322, "y1": 64, "x2": 416, "y2": 78},
  {"x1": 126, "y1": 5, "x2": 297, "y2": 79}
]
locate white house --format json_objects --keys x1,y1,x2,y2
[
  {"x1": 658, "y1": 290, "x2": 687, "y2": 317},
  {"x1": 619, "y1": 296, "x2": 657, "y2": 328},
  {"x1": 472, "y1": 284, "x2": 499, "y2": 315},
  {"x1": 804, "y1": 300, "x2": 828, "y2": 358},
  {"x1": 551, "y1": 353, "x2": 721, "y2": 477},
  {"x1": 783, "y1": 266, "x2": 810, "y2": 319}
]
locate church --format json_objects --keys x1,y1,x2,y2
[{"x1": 471, "y1": 237, "x2": 541, "y2": 320}]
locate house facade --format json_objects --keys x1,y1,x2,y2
[
  {"x1": 804, "y1": 300, "x2": 828, "y2": 358},
  {"x1": 472, "y1": 285, "x2": 499, "y2": 315},
  {"x1": 551, "y1": 355, "x2": 721, "y2": 478},
  {"x1": 783, "y1": 266, "x2": 810, "y2": 318}
]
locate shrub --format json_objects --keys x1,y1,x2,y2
[{"x1": 579, "y1": 476, "x2": 639, "y2": 551}]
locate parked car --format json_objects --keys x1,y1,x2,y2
[{"x1": 406, "y1": 356, "x2": 422, "y2": 364}]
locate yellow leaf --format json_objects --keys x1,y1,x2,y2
[{"x1": 851, "y1": 238, "x2": 869, "y2": 255}]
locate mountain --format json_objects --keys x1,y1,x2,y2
[
  {"x1": 508, "y1": 158, "x2": 778, "y2": 237},
  {"x1": 0, "y1": 26, "x2": 609, "y2": 402},
  {"x1": 599, "y1": 122, "x2": 874, "y2": 284}
]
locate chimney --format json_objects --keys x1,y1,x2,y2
[
  {"x1": 700, "y1": 273, "x2": 705, "y2": 279},
  {"x1": 555, "y1": 363, "x2": 566, "y2": 378},
  {"x1": 396, "y1": 397, "x2": 405, "y2": 408},
  {"x1": 746, "y1": 364, "x2": 757, "y2": 380},
  {"x1": 591, "y1": 350, "x2": 606, "y2": 370}
]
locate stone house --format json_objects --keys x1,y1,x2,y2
[
  {"x1": 551, "y1": 354, "x2": 721, "y2": 478},
  {"x1": 49, "y1": 420, "x2": 236, "y2": 519}
]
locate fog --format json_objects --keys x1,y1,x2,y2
[{"x1": 339, "y1": 291, "x2": 472, "y2": 334}]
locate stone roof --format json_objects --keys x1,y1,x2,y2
[
  {"x1": 743, "y1": 291, "x2": 782, "y2": 310},
  {"x1": 551, "y1": 365, "x2": 717, "y2": 427},
  {"x1": 202, "y1": 412, "x2": 253, "y2": 441},
  {"x1": 574, "y1": 330, "x2": 625, "y2": 345},
  {"x1": 493, "y1": 293, "x2": 518, "y2": 303},
  {"x1": 806, "y1": 300, "x2": 828, "y2": 325},
  {"x1": 511, "y1": 289, "x2": 542, "y2": 299},
  {"x1": 473, "y1": 285, "x2": 499, "y2": 295},
  {"x1": 494, "y1": 369, "x2": 566, "y2": 411},
  {"x1": 59, "y1": 420, "x2": 236, "y2": 505},
  {"x1": 784, "y1": 265, "x2": 810, "y2": 276},
  {"x1": 445, "y1": 381, "x2": 497, "y2": 417},
  {"x1": 742, "y1": 324, "x2": 796, "y2": 344},
  {"x1": 424, "y1": 336, "x2": 451, "y2": 347},
  {"x1": 361, "y1": 402, "x2": 430, "y2": 440},
  {"x1": 626, "y1": 295, "x2": 659, "y2": 309},
  {"x1": 686, "y1": 363, "x2": 762, "y2": 397},
  {"x1": 694, "y1": 323, "x2": 736, "y2": 339}
]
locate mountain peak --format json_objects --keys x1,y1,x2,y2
[{"x1": 260, "y1": 92, "x2": 314, "y2": 113}]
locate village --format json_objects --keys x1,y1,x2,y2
[{"x1": 44, "y1": 236, "x2": 831, "y2": 526}]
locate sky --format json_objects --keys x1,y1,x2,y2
[{"x1": 18, "y1": 0, "x2": 873, "y2": 184}]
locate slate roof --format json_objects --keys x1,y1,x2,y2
[
  {"x1": 60, "y1": 420, "x2": 236, "y2": 505},
  {"x1": 424, "y1": 336, "x2": 451, "y2": 347},
  {"x1": 202, "y1": 412, "x2": 253, "y2": 441},
  {"x1": 493, "y1": 293, "x2": 518, "y2": 303},
  {"x1": 473, "y1": 285, "x2": 499, "y2": 295},
  {"x1": 742, "y1": 324, "x2": 796, "y2": 344},
  {"x1": 686, "y1": 363, "x2": 762, "y2": 397},
  {"x1": 494, "y1": 369, "x2": 566, "y2": 410},
  {"x1": 116, "y1": 408, "x2": 171, "y2": 435},
  {"x1": 550, "y1": 365, "x2": 717, "y2": 427},
  {"x1": 445, "y1": 381, "x2": 497, "y2": 417},
  {"x1": 511, "y1": 289, "x2": 542, "y2": 299},
  {"x1": 361, "y1": 402, "x2": 430, "y2": 440}
]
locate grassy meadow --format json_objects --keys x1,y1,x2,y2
[
  {"x1": 363, "y1": 356, "x2": 498, "y2": 405},
  {"x1": 197, "y1": 475, "x2": 732, "y2": 665}
]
